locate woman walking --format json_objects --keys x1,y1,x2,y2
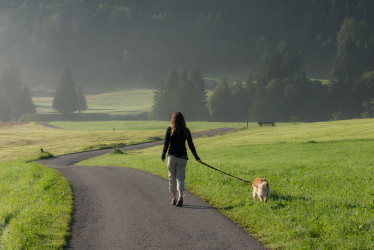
[{"x1": 161, "y1": 112, "x2": 201, "y2": 207}]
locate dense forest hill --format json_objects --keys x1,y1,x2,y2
[{"x1": 0, "y1": 0, "x2": 373, "y2": 87}]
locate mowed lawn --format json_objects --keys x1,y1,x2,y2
[{"x1": 80, "y1": 119, "x2": 374, "y2": 249}]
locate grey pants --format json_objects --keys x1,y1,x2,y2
[{"x1": 167, "y1": 155, "x2": 187, "y2": 193}]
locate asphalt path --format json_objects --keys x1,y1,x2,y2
[{"x1": 38, "y1": 128, "x2": 265, "y2": 249}]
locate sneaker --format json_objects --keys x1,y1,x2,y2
[
  {"x1": 171, "y1": 199, "x2": 177, "y2": 205},
  {"x1": 176, "y1": 197, "x2": 183, "y2": 207}
]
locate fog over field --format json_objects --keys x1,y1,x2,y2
[
  {"x1": 0, "y1": 0, "x2": 372, "y2": 87},
  {"x1": 1, "y1": 1, "x2": 374, "y2": 122}
]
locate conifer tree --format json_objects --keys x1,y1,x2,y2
[
  {"x1": 189, "y1": 67, "x2": 207, "y2": 120},
  {"x1": 0, "y1": 67, "x2": 36, "y2": 119},
  {"x1": 76, "y1": 86, "x2": 87, "y2": 112},
  {"x1": 53, "y1": 68, "x2": 79, "y2": 116}
]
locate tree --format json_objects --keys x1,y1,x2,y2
[
  {"x1": 151, "y1": 67, "x2": 207, "y2": 121},
  {"x1": 0, "y1": 67, "x2": 36, "y2": 119},
  {"x1": 52, "y1": 68, "x2": 79, "y2": 116},
  {"x1": 208, "y1": 77, "x2": 232, "y2": 121},
  {"x1": 175, "y1": 70, "x2": 193, "y2": 116},
  {"x1": 330, "y1": 18, "x2": 374, "y2": 117},
  {"x1": 0, "y1": 93, "x2": 11, "y2": 122},
  {"x1": 76, "y1": 86, "x2": 87, "y2": 112},
  {"x1": 13, "y1": 85, "x2": 36, "y2": 118},
  {"x1": 189, "y1": 67, "x2": 208, "y2": 120}
]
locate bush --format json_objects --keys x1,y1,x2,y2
[{"x1": 331, "y1": 111, "x2": 345, "y2": 121}]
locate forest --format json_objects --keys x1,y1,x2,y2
[{"x1": 0, "y1": 0, "x2": 374, "y2": 121}]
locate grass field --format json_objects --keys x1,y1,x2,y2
[
  {"x1": 80, "y1": 118, "x2": 374, "y2": 249},
  {"x1": 50, "y1": 120, "x2": 248, "y2": 131},
  {"x1": 0, "y1": 120, "x2": 246, "y2": 248},
  {"x1": 32, "y1": 88, "x2": 155, "y2": 116},
  {"x1": 0, "y1": 161, "x2": 72, "y2": 249}
]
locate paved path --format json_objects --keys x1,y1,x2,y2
[{"x1": 39, "y1": 128, "x2": 265, "y2": 249}]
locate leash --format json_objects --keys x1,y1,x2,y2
[{"x1": 200, "y1": 161, "x2": 251, "y2": 184}]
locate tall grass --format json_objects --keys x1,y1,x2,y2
[
  {"x1": 80, "y1": 118, "x2": 374, "y2": 249},
  {"x1": 0, "y1": 161, "x2": 73, "y2": 249}
]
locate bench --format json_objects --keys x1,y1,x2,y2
[{"x1": 258, "y1": 121, "x2": 276, "y2": 127}]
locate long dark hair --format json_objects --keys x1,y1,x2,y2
[{"x1": 170, "y1": 112, "x2": 188, "y2": 136}]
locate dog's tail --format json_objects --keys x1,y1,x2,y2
[{"x1": 258, "y1": 180, "x2": 270, "y2": 194}]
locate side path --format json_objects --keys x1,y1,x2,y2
[{"x1": 39, "y1": 128, "x2": 266, "y2": 249}]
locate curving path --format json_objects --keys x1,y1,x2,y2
[{"x1": 38, "y1": 128, "x2": 265, "y2": 249}]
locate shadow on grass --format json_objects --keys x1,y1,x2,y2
[{"x1": 269, "y1": 191, "x2": 310, "y2": 210}]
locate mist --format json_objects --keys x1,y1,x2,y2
[
  {"x1": 1, "y1": 0, "x2": 374, "y2": 122},
  {"x1": 2, "y1": 0, "x2": 369, "y2": 89}
]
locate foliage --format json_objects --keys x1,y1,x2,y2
[
  {"x1": 361, "y1": 98, "x2": 374, "y2": 118},
  {"x1": 0, "y1": 67, "x2": 36, "y2": 121},
  {"x1": 0, "y1": 95, "x2": 11, "y2": 122},
  {"x1": 0, "y1": 161, "x2": 72, "y2": 249},
  {"x1": 331, "y1": 111, "x2": 346, "y2": 121},
  {"x1": 111, "y1": 144, "x2": 125, "y2": 154},
  {"x1": 76, "y1": 86, "x2": 88, "y2": 112},
  {"x1": 1, "y1": 0, "x2": 373, "y2": 87},
  {"x1": 52, "y1": 68, "x2": 87, "y2": 116},
  {"x1": 151, "y1": 67, "x2": 207, "y2": 121},
  {"x1": 208, "y1": 43, "x2": 330, "y2": 122},
  {"x1": 330, "y1": 18, "x2": 374, "y2": 117}
]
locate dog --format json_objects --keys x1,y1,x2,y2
[{"x1": 252, "y1": 178, "x2": 270, "y2": 202}]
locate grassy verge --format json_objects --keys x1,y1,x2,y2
[
  {"x1": 0, "y1": 161, "x2": 73, "y2": 249},
  {"x1": 80, "y1": 119, "x2": 374, "y2": 249}
]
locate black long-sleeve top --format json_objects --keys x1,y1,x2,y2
[{"x1": 161, "y1": 127, "x2": 200, "y2": 161}]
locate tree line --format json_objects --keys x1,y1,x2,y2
[
  {"x1": 152, "y1": 17, "x2": 374, "y2": 122},
  {"x1": 1, "y1": 0, "x2": 373, "y2": 86},
  {"x1": 0, "y1": 67, "x2": 87, "y2": 121}
]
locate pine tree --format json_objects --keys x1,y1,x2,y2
[
  {"x1": 53, "y1": 68, "x2": 79, "y2": 116},
  {"x1": 208, "y1": 77, "x2": 232, "y2": 121},
  {"x1": 0, "y1": 67, "x2": 36, "y2": 119},
  {"x1": 189, "y1": 67, "x2": 207, "y2": 120},
  {"x1": 76, "y1": 86, "x2": 87, "y2": 112},
  {"x1": 13, "y1": 85, "x2": 36, "y2": 117}
]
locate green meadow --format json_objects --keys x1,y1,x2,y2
[
  {"x1": 32, "y1": 89, "x2": 154, "y2": 116},
  {"x1": 0, "y1": 120, "x2": 244, "y2": 248},
  {"x1": 80, "y1": 119, "x2": 374, "y2": 249},
  {"x1": 2, "y1": 118, "x2": 374, "y2": 248},
  {"x1": 0, "y1": 161, "x2": 72, "y2": 249}
]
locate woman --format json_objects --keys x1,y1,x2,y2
[{"x1": 161, "y1": 112, "x2": 201, "y2": 207}]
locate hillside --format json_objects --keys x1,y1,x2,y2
[{"x1": 1, "y1": 0, "x2": 373, "y2": 87}]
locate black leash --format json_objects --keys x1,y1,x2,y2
[{"x1": 200, "y1": 161, "x2": 251, "y2": 184}]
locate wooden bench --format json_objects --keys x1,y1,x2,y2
[{"x1": 258, "y1": 121, "x2": 276, "y2": 127}]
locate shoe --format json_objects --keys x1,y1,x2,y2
[
  {"x1": 176, "y1": 197, "x2": 183, "y2": 207},
  {"x1": 171, "y1": 199, "x2": 177, "y2": 205}
]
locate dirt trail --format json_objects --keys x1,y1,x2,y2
[{"x1": 39, "y1": 128, "x2": 265, "y2": 249}]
